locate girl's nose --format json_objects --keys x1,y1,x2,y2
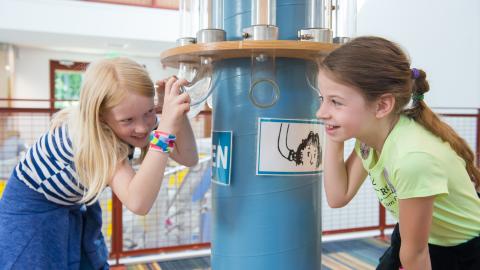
[
  {"x1": 135, "y1": 122, "x2": 149, "y2": 134},
  {"x1": 316, "y1": 103, "x2": 329, "y2": 120}
]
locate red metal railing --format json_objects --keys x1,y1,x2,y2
[{"x1": 1, "y1": 101, "x2": 478, "y2": 264}]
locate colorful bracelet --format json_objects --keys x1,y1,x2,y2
[{"x1": 149, "y1": 130, "x2": 176, "y2": 153}]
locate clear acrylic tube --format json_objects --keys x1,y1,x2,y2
[
  {"x1": 179, "y1": 0, "x2": 200, "y2": 38},
  {"x1": 334, "y1": 0, "x2": 356, "y2": 38}
]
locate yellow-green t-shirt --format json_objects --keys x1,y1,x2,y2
[{"x1": 354, "y1": 115, "x2": 480, "y2": 246}]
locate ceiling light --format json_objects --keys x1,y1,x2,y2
[{"x1": 106, "y1": 43, "x2": 129, "y2": 49}]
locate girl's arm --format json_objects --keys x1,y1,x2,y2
[
  {"x1": 109, "y1": 78, "x2": 191, "y2": 215},
  {"x1": 109, "y1": 152, "x2": 168, "y2": 215},
  {"x1": 323, "y1": 138, "x2": 368, "y2": 208},
  {"x1": 399, "y1": 196, "x2": 435, "y2": 270},
  {"x1": 154, "y1": 79, "x2": 198, "y2": 167},
  {"x1": 169, "y1": 114, "x2": 198, "y2": 167}
]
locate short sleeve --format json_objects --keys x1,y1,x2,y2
[
  {"x1": 354, "y1": 139, "x2": 361, "y2": 158},
  {"x1": 353, "y1": 139, "x2": 374, "y2": 171},
  {"x1": 393, "y1": 152, "x2": 449, "y2": 199}
]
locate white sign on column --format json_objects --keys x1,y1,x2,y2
[{"x1": 257, "y1": 118, "x2": 323, "y2": 176}]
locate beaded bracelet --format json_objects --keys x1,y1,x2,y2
[{"x1": 149, "y1": 130, "x2": 176, "y2": 153}]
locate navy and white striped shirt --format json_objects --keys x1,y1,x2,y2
[{"x1": 14, "y1": 124, "x2": 86, "y2": 205}]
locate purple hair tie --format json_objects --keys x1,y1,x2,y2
[{"x1": 411, "y1": 68, "x2": 420, "y2": 79}]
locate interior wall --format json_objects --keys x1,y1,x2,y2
[
  {"x1": 12, "y1": 46, "x2": 176, "y2": 108},
  {"x1": 0, "y1": 48, "x2": 7, "y2": 98},
  {"x1": 357, "y1": 0, "x2": 480, "y2": 109}
]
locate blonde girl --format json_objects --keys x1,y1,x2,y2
[{"x1": 0, "y1": 57, "x2": 198, "y2": 269}]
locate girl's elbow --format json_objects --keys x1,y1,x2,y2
[
  {"x1": 187, "y1": 155, "x2": 199, "y2": 167},
  {"x1": 127, "y1": 201, "x2": 152, "y2": 216},
  {"x1": 326, "y1": 196, "x2": 348, "y2": 208},
  {"x1": 180, "y1": 154, "x2": 198, "y2": 167},
  {"x1": 327, "y1": 200, "x2": 348, "y2": 208},
  {"x1": 132, "y1": 208, "x2": 150, "y2": 216}
]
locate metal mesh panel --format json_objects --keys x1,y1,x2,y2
[
  {"x1": 99, "y1": 188, "x2": 113, "y2": 251},
  {"x1": 1, "y1": 109, "x2": 477, "y2": 255},
  {"x1": 0, "y1": 111, "x2": 51, "y2": 179},
  {"x1": 122, "y1": 158, "x2": 211, "y2": 250},
  {"x1": 441, "y1": 116, "x2": 477, "y2": 154}
]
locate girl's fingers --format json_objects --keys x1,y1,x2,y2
[
  {"x1": 176, "y1": 92, "x2": 191, "y2": 104},
  {"x1": 179, "y1": 103, "x2": 191, "y2": 114},
  {"x1": 154, "y1": 79, "x2": 166, "y2": 95},
  {"x1": 165, "y1": 76, "x2": 177, "y2": 97},
  {"x1": 171, "y1": 79, "x2": 190, "y2": 96}
]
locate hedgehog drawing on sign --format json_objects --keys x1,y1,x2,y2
[{"x1": 277, "y1": 123, "x2": 321, "y2": 168}]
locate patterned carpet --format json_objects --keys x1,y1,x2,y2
[
  {"x1": 123, "y1": 237, "x2": 390, "y2": 270},
  {"x1": 321, "y1": 237, "x2": 389, "y2": 270}
]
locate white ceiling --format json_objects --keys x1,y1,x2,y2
[
  {"x1": 0, "y1": 0, "x2": 179, "y2": 58},
  {"x1": 0, "y1": 28, "x2": 176, "y2": 57}
]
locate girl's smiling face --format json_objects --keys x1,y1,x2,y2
[
  {"x1": 315, "y1": 70, "x2": 377, "y2": 143},
  {"x1": 103, "y1": 91, "x2": 157, "y2": 148}
]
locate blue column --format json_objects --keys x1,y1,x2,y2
[{"x1": 211, "y1": 1, "x2": 321, "y2": 269}]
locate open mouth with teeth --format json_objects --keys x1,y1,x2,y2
[
  {"x1": 325, "y1": 124, "x2": 340, "y2": 131},
  {"x1": 132, "y1": 134, "x2": 149, "y2": 141}
]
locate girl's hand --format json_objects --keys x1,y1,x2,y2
[
  {"x1": 154, "y1": 79, "x2": 167, "y2": 114},
  {"x1": 157, "y1": 76, "x2": 191, "y2": 135}
]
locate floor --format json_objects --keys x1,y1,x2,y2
[{"x1": 113, "y1": 236, "x2": 390, "y2": 270}]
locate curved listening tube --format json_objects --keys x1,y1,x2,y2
[{"x1": 176, "y1": 57, "x2": 214, "y2": 118}]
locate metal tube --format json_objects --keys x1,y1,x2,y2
[
  {"x1": 199, "y1": 0, "x2": 223, "y2": 30},
  {"x1": 251, "y1": 0, "x2": 276, "y2": 26},
  {"x1": 306, "y1": 0, "x2": 332, "y2": 29},
  {"x1": 199, "y1": 0, "x2": 212, "y2": 29},
  {"x1": 214, "y1": 0, "x2": 224, "y2": 30}
]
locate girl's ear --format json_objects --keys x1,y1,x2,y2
[
  {"x1": 99, "y1": 112, "x2": 108, "y2": 124},
  {"x1": 375, "y1": 93, "x2": 396, "y2": 118}
]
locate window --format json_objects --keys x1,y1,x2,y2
[{"x1": 49, "y1": 60, "x2": 88, "y2": 109}]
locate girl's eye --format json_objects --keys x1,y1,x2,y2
[
  {"x1": 144, "y1": 108, "x2": 155, "y2": 117},
  {"x1": 121, "y1": 118, "x2": 133, "y2": 124},
  {"x1": 332, "y1": 99, "x2": 342, "y2": 106}
]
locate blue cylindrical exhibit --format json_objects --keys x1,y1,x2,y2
[{"x1": 211, "y1": 1, "x2": 321, "y2": 269}]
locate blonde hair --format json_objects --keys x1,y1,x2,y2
[{"x1": 51, "y1": 57, "x2": 154, "y2": 204}]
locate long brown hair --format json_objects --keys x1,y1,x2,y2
[{"x1": 320, "y1": 36, "x2": 479, "y2": 189}]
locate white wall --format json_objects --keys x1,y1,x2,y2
[
  {"x1": 13, "y1": 46, "x2": 176, "y2": 107},
  {"x1": 357, "y1": 0, "x2": 480, "y2": 108}
]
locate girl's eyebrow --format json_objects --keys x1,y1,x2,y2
[
  {"x1": 145, "y1": 106, "x2": 155, "y2": 113},
  {"x1": 318, "y1": 89, "x2": 345, "y2": 100},
  {"x1": 118, "y1": 116, "x2": 133, "y2": 121},
  {"x1": 118, "y1": 106, "x2": 155, "y2": 121},
  {"x1": 326, "y1": 94, "x2": 346, "y2": 100}
]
